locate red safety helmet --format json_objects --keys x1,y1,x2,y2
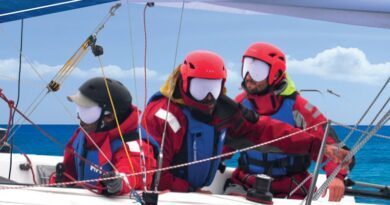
[
  {"x1": 243, "y1": 42, "x2": 286, "y2": 86},
  {"x1": 180, "y1": 50, "x2": 227, "y2": 93},
  {"x1": 179, "y1": 50, "x2": 227, "y2": 113}
]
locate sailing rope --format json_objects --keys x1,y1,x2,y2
[
  {"x1": 312, "y1": 110, "x2": 390, "y2": 200},
  {"x1": 9, "y1": 144, "x2": 37, "y2": 185},
  {"x1": 7, "y1": 3, "x2": 122, "y2": 143},
  {"x1": 1, "y1": 84, "x2": 128, "y2": 192},
  {"x1": 97, "y1": 56, "x2": 136, "y2": 189},
  {"x1": 0, "y1": 3, "x2": 146, "y2": 193},
  {"x1": 153, "y1": 0, "x2": 186, "y2": 192},
  {"x1": 0, "y1": 120, "x2": 328, "y2": 191},
  {"x1": 0, "y1": 91, "x2": 116, "y2": 184}
]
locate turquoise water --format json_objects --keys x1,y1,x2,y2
[{"x1": 2, "y1": 124, "x2": 389, "y2": 204}]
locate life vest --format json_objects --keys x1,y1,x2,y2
[
  {"x1": 72, "y1": 128, "x2": 158, "y2": 186},
  {"x1": 239, "y1": 96, "x2": 311, "y2": 177},
  {"x1": 242, "y1": 97, "x2": 295, "y2": 126},
  {"x1": 72, "y1": 131, "x2": 122, "y2": 185},
  {"x1": 149, "y1": 92, "x2": 226, "y2": 189}
]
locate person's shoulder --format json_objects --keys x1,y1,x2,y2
[
  {"x1": 293, "y1": 94, "x2": 313, "y2": 107},
  {"x1": 234, "y1": 91, "x2": 247, "y2": 103},
  {"x1": 143, "y1": 96, "x2": 187, "y2": 133},
  {"x1": 146, "y1": 97, "x2": 184, "y2": 117}
]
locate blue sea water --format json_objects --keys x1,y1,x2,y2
[{"x1": 1, "y1": 124, "x2": 389, "y2": 204}]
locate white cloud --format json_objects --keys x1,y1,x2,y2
[
  {"x1": 72, "y1": 65, "x2": 159, "y2": 80},
  {"x1": 0, "y1": 59, "x2": 161, "y2": 81},
  {"x1": 287, "y1": 47, "x2": 390, "y2": 84},
  {"x1": 0, "y1": 58, "x2": 61, "y2": 80}
]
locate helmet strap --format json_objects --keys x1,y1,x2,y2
[
  {"x1": 95, "y1": 109, "x2": 109, "y2": 132},
  {"x1": 273, "y1": 79, "x2": 288, "y2": 96}
]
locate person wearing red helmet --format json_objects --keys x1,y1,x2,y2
[
  {"x1": 230, "y1": 42, "x2": 353, "y2": 201},
  {"x1": 51, "y1": 77, "x2": 157, "y2": 196},
  {"x1": 141, "y1": 50, "x2": 350, "y2": 193}
]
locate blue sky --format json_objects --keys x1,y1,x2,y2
[{"x1": 0, "y1": 2, "x2": 389, "y2": 125}]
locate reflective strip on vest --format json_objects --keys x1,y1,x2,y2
[{"x1": 155, "y1": 108, "x2": 181, "y2": 133}]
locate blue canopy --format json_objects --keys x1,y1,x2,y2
[{"x1": 0, "y1": 0, "x2": 117, "y2": 23}]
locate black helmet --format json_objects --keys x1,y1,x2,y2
[{"x1": 79, "y1": 77, "x2": 132, "y2": 113}]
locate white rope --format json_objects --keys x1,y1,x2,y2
[{"x1": 0, "y1": 121, "x2": 326, "y2": 191}]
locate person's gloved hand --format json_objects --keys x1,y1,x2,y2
[{"x1": 101, "y1": 171, "x2": 123, "y2": 196}]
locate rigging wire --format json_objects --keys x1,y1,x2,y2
[
  {"x1": 138, "y1": 8, "x2": 156, "y2": 193},
  {"x1": 312, "y1": 109, "x2": 390, "y2": 200},
  {"x1": 288, "y1": 113, "x2": 390, "y2": 198},
  {"x1": 355, "y1": 97, "x2": 389, "y2": 145},
  {"x1": 0, "y1": 2, "x2": 142, "y2": 193},
  {"x1": 143, "y1": 2, "x2": 154, "y2": 110},
  {"x1": 339, "y1": 77, "x2": 389, "y2": 147},
  {"x1": 7, "y1": 19, "x2": 24, "y2": 179},
  {"x1": 153, "y1": 0, "x2": 186, "y2": 192},
  {"x1": 7, "y1": 3, "x2": 122, "y2": 143},
  {"x1": 126, "y1": 1, "x2": 148, "y2": 191}
]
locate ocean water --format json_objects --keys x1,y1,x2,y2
[{"x1": 1, "y1": 124, "x2": 389, "y2": 204}]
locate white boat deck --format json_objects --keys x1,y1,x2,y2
[{"x1": 0, "y1": 153, "x2": 359, "y2": 205}]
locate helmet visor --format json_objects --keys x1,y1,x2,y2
[
  {"x1": 189, "y1": 78, "x2": 223, "y2": 101},
  {"x1": 77, "y1": 105, "x2": 102, "y2": 124},
  {"x1": 242, "y1": 57, "x2": 270, "y2": 82}
]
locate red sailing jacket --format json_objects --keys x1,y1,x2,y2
[
  {"x1": 234, "y1": 91, "x2": 348, "y2": 198},
  {"x1": 141, "y1": 94, "x2": 324, "y2": 192},
  {"x1": 54, "y1": 107, "x2": 156, "y2": 195}
]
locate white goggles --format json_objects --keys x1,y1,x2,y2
[
  {"x1": 76, "y1": 105, "x2": 102, "y2": 124},
  {"x1": 189, "y1": 78, "x2": 223, "y2": 101},
  {"x1": 242, "y1": 57, "x2": 270, "y2": 82}
]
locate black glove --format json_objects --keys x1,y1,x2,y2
[
  {"x1": 55, "y1": 163, "x2": 65, "y2": 183},
  {"x1": 238, "y1": 103, "x2": 259, "y2": 123},
  {"x1": 101, "y1": 172, "x2": 123, "y2": 196}
]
